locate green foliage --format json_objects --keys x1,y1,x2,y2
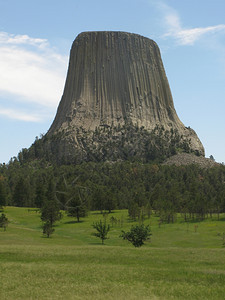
[
  {"x1": 42, "y1": 220, "x2": 55, "y2": 238},
  {"x1": 2, "y1": 206, "x2": 225, "y2": 248},
  {"x1": 41, "y1": 200, "x2": 62, "y2": 226},
  {"x1": 41, "y1": 180, "x2": 62, "y2": 226},
  {"x1": 66, "y1": 183, "x2": 88, "y2": 222},
  {"x1": 0, "y1": 213, "x2": 9, "y2": 231},
  {"x1": 57, "y1": 176, "x2": 88, "y2": 222},
  {"x1": 91, "y1": 185, "x2": 116, "y2": 213},
  {"x1": 209, "y1": 155, "x2": 215, "y2": 161},
  {"x1": 67, "y1": 197, "x2": 87, "y2": 223},
  {"x1": 128, "y1": 201, "x2": 139, "y2": 220},
  {"x1": 1, "y1": 155, "x2": 225, "y2": 225},
  {"x1": 128, "y1": 203, "x2": 151, "y2": 223},
  {"x1": 92, "y1": 220, "x2": 110, "y2": 244},
  {"x1": 0, "y1": 177, "x2": 7, "y2": 207},
  {"x1": 16, "y1": 124, "x2": 194, "y2": 165},
  {"x1": 121, "y1": 224, "x2": 152, "y2": 247},
  {"x1": 35, "y1": 178, "x2": 46, "y2": 208},
  {"x1": 12, "y1": 177, "x2": 32, "y2": 207}
]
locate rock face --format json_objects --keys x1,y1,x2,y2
[
  {"x1": 163, "y1": 153, "x2": 219, "y2": 168},
  {"x1": 46, "y1": 31, "x2": 204, "y2": 162}
]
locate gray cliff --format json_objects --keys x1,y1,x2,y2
[{"x1": 47, "y1": 31, "x2": 204, "y2": 161}]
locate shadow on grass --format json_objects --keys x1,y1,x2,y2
[
  {"x1": 179, "y1": 219, "x2": 203, "y2": 224},
  {"x1": 64, "y1": 220, "x2": 85, "y2": 225},
  {"x1": 91, "y1": 211, "x2": 117, "y2": 215},
  {"x1": 88, "y1": 242, "x2": 107, "y2": 245},
  {"x1": 126, "y1": 218, "x2": 142, "y2": 223},
  {"x1": 179, "y1": 216, "x2": 225, "y2": 224}
]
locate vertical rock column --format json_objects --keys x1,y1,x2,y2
[{"x1": 48, "y1": 31, "x2": 204, "y2": 156}]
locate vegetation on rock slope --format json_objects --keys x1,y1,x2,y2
[{"x1": 16, "y1": 124, "x2": 198, "y2": 165}]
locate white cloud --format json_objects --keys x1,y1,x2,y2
[
  {"x1": 0, "y1": 107, "x2": 41, "y2": 122},
  {"x1": 153, "y1": 1, "x2": 225, "y2": 45},
  {"x1": 0, "y1": 46, "x2": 66, "y2": 107},
  {"x1": 0, "y1": 32, "x2": 48, "y2": 48},
  {"x1": 165, "y1": 23, "x2": 225, "y2": 46},
  {"x1": 0, "y1": 32, "x2": 68, "y2": 121}
]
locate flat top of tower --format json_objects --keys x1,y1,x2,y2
[{"x1": 74, "y1": 31, "x2": 157, "y2": 47}]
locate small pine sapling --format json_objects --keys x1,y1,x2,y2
[
  {"x1": 42, "y1": 221, "x2": 55, "y2": 238},
  {"x1": 0, "y1": 213, "x2": 9, "y2": 231},
  {"x1": 92, "y1": 220, "x2": 110, "y2": 244}
]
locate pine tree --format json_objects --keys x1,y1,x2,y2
[
  {"x1": 41, "y1": 179, "x2": 62, "y2": 226},
  {"x1": 67, "y1": 187, "x2": 87, "y2": 222},
  {"x1": 0, "y1": 177, "x2": 7, "y2": 208},
  {"x1": 42, "y1": 221, "x2": 55, "y2": 238},
  {"x1": 35, "y1": 179, "x2": 46, "y2": 208},
  {"x1": 13, "y1": 177, "x2": 30, "y2": 207},
  {"x1": 0, "y1": 213, "x2": 9, "y2": 231}
]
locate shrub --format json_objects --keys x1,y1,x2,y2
[{"x1": 120, "y1": 224, "x2": 151, "y2": 247}]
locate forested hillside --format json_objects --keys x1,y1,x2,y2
[{"x1": 1, "y1": 158, "x2": 224, "y2": 223}]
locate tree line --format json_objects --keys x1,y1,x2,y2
[{"x1": 0, "y1": 159, "x2": 225, "y2": 223}]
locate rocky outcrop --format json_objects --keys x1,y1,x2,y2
[
  {"x1": 163, "y1": 153, "x2": 220, "y2": 168},
  {"x1": 45, "y1": 31, "x2": 204, "y2": 163}
]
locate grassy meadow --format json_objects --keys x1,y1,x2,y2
[{"x1": 1, "y1": 207, "x2": 225, "y2": 299}]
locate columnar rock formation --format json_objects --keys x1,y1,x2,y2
[{"x1": 45, "y1": 31, "x2": 204, "y2": 163}]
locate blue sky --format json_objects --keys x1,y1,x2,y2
[{"x1": 0, "y1": 0, "x2": 224, "y2": 163}]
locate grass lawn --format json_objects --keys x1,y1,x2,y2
[{"x1": 0, "y1": 207, "x2": 225, "y2": 299}]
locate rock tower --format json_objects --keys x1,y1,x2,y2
[{"x1": 45, "y1": 31, "x2": 204, "y2": 163}]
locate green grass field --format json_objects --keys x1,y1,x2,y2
[{"x1": 1, "y1": 207, "x2": 225, "y2": 299}]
